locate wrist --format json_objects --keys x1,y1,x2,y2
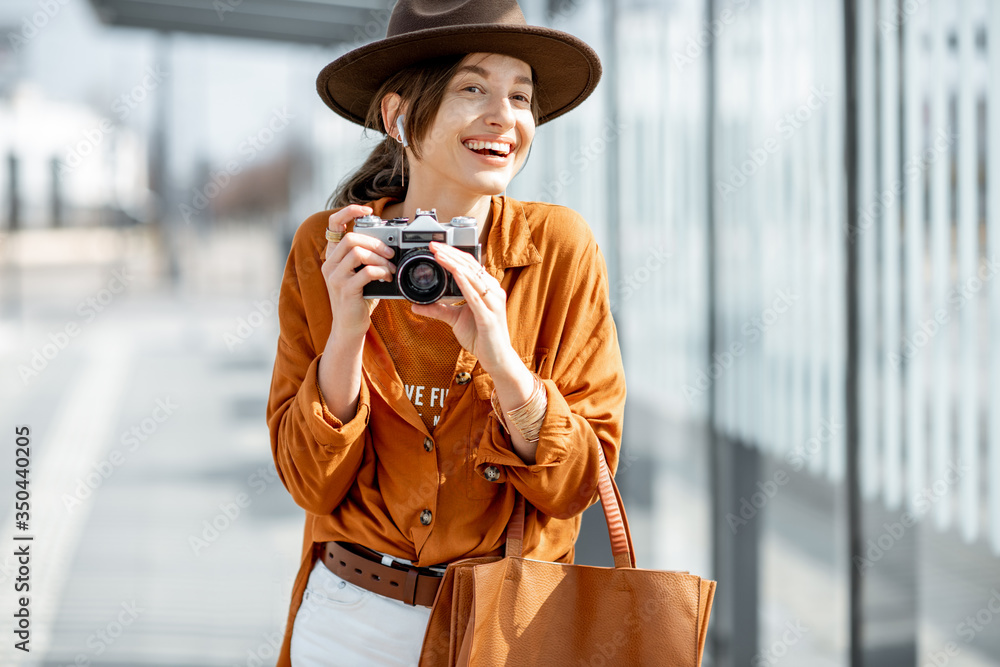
[
  {"x1": 492, "y1": 373, "x2": 546, "y2": 446},
  {"x1": 486, "y1": 349, "x2": 535, "y2": 408},
  {"x1": 318, "y1": 328, "x2": 366, "y2": 424},
  {"x1": 326, "y1": 326, "x2": 366, "y2": 356}
]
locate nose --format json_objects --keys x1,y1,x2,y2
[{"x1": 483, "y1": 93, "x2": 516, "y2": 131}]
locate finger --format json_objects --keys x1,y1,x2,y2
[
  {"x1": 448, "y1": 259, "x2": 492, "y2": 307},
  {"x1": 447, "y1": 258, "x2": 489, "y2": 310},
  {"x1": 333, "y1": 246, "x2": 397, "y2": 278},
  {"x1": 346, "y1": 264, "x2": 395, "y2": 292},
  {"x1": 329, "y1": 204, "x2": 372, "y2": 231},
  {"x1": 411, "y1": 302, "x2": 461, "y2": 326},
  {"x1": 430, "y1": 243, "x2": 486, "y2": 292},
  {"x1": 328, "y1": 246, "x2": 393, "y2": 286},
  {"x1": 327, "y1": 205, "x2": 371, "y2": 255},
  {"x1": 328, "y1": 231, "x2": 396, "y2": 267},
  {"x1": 333, "y1": 261, "x2": 394, "y2": 296},
  {"x1": 430, "y1": 242, "x2": 482, "y2": 274}
]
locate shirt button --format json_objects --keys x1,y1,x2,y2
[
  {"x1": 423, "y1": 437, "x2": 433, "y2": 452},
  {"x1": 420, "y1": 509, "x2": 433, "y2": 525},
  {"x1": 483, "y1": 466, "x2": 501, "y2": 482},
  {"x1": 456, "y1": 372, "x2": 472, "y2": 385}
]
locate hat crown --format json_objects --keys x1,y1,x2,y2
[
  {"x1": 387, "y1": 0, "x2": 527, "y2": 38},
  {"x1": 317, "y1": 0, "x2": 600, "y2": 126}
]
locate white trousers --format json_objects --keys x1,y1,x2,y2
[{"x1": 290, "y1": 560, "x2": 433, "y2": 667}]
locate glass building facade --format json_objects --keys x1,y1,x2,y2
[{"x1": 432, "y1": 1, "x2": 995, "y2": 665}]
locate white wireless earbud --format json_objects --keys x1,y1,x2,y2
[{"x1": 395, "y1": 114, "x2": 409, "y2": 147}]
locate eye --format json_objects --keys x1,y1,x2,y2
[
  {"x1": 512, "y1": 93, "x2": 531, "y2": 104},
  {"x1": 463, "y1": 84, "x2": 484, "y2": 94}
]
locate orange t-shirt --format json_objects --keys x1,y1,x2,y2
[{"x1": 370, "y1": 299, "x2": 461, "y2": 432}]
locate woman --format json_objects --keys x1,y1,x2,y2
[{"x1": 266, "y1": 1, "x2": 626, "y2": 665}]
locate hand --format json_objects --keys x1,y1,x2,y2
[
  {"x1": 321, "y1": 205, "x2": 396, "y2": 341},
  {"x1": 414, "y1": 242, "x2": 539, "y2": 464},
  {"x1": 411, "y1": 242, "x2": 514, "y2": 374}
]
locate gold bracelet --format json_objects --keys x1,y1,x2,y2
[{"x1": 491, "y1": 373, "x2": 547, "y2": 443}]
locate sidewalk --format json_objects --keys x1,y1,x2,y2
[{"x1": 0, "y1": 225, "x2": 300, "y2": 666}]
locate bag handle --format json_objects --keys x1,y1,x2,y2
[{"x1": 505, "y1": 444, "x2": 636, "y2": 569}]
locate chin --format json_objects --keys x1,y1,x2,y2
[{"x1": 464, "y1": 178, "x2": 511, "y2": 197}]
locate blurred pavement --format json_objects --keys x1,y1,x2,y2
[{"x1": 0, "y1": 223, "x2": 302, "y2": 666}]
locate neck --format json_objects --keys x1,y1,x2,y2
[{"x1": 383, "y1": 174, "x2": 497, "y2": 240}]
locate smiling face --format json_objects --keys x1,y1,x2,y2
[{"x1": 406, "y1": 53, "x2": 537, "y2": 198}]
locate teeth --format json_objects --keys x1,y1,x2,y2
[{"x1": 463, "y1": 140, "x2": 511, "y2": 155}]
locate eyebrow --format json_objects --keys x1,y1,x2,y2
[{"x1": 456, "y1": 64, "x2": 533, "y2": 87}]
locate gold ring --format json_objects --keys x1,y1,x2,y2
[
  {"x1": 325, "y1": 229, "x2": 345, "y2": 242},
  {"x1": 480, "y1": 286, "x2": 490, "y2": 297}
]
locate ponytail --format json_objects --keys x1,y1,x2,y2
[{"x1": 328, "y1": 135, "x2": 406, "y2": 209}]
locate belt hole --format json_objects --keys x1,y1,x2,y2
[
  {"x1": 339, "y1": 561, "x2": 346, "y2": 567},
  {"x1": 371, "y1": 574, "x2": 380, "y2": 581},
  {"x1": 389, "y1": 581, "x2": 399, "y2": 587},
  {"x1": 355, "y1": 568, "x2": 363, "y2": 575}
]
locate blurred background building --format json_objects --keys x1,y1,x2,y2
[{"x1": 0, "y1": 0, "x2": 997, "y2": 665}]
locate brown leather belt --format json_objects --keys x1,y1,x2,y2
[{"x1": 321, "y1": 541, "x2": 444, "y2": 607}]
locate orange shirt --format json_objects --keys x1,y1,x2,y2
[
  {"x1": 370, "y1": 299, "x2": 462, "y2": 433},
  {"x1": 266, "y1": 195, "x2": 626, "y2": 665}
]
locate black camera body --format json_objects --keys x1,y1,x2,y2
[{"x1": 354, "y1": 208, "x2": 481, "y2": 304}]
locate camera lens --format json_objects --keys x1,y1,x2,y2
[
  {"x1": 397, "y1": 250, "x2": 448, "y2": 304},
  {"x1": 409, "y1": 263, "x2": 438, "y2": 290}
]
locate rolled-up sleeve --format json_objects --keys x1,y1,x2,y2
[
  {"x1": 266, "y1": 230, "x2": 369, "y2": 516},
  {"x1": 474, "y1": 236, "x2": 626, "y2": 520}
]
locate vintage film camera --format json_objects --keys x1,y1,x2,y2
[{"x1": 353, "y1": 208, "x2": 481, "y2": 304}]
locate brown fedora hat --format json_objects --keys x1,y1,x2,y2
[{"x1": 316, "y1": 0, "x2": 602, "y2": 127}]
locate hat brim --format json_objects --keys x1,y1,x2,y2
[{"x1": 316, "y1": 24, "x2": 602, "y2": 127}]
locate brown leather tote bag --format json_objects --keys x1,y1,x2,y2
[{"x1": 418, "y1": 446, "x2": 717, "y2": 666}]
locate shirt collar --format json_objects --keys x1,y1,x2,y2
[
  {"x1": 483, "y1": 195, "x2": 542, "y2": 272},
  {"x1": 319, "y1": 195, "x2": 541, "y2": 271}
]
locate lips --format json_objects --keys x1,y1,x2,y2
[{"x1": 462, "y1": 139, "x2": 513, "y2": 157}]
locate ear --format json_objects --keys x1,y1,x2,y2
[{"x1": 380, "y1": 93, "x2": 405, "y2": 139}]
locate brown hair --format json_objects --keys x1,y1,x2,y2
[{"x1": 328, "y1": 53, "x2": 541, "y2": 208}]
